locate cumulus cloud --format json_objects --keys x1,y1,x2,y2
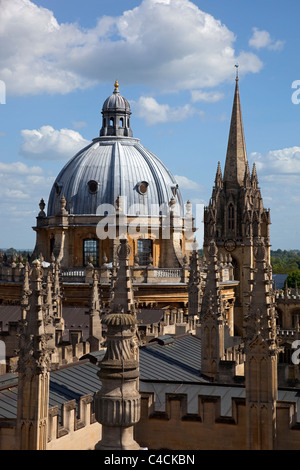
[
  {"x1": 0, "y1": 160, "x2": 55, "y2": 247},
  {"x1": 131, "y1": 96, "x2": 199, "y2": 125},
  {"x1": 20, "y1": 125, "x2": 90, "y2": 160},
  {"x1": 250, "y1": 147, "x2": 300, "y2": 175},
  {"x1": 249, "y1": 27, "x2": 284, "y2": 51},
  {"x1": 190, "y1": 90, "x2": 224, "y2": 103},
  {"x1": 0, "y1": 0, "x2": 263, "y2": 96},
  {"x1": 0, "y1": 161, "x2": 54, "y2": 213},
  {"x1": 0, "y1": 160, "x2": 43, "y2": 175},
  {"x1": 174, "y1": 175, "x2": 203, "y2": 191}
]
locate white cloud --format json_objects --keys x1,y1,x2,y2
[
  {"x1": 0, "y1": 160, "x2": 55, "y2": 248},
  {"x1": 174, "y1": 175, "x2": 203, "y2": 191},
  {"x1": 190, "y1": 90, "x2": 224, "y2": 103},
  {"x1": 249, "y1": 27, "x2": 284, "y2": 51},
  {"x1": 0, "y1": 161, "x2": 54, "y2": 216},
  {"x1": 131, "y1": 96, "x2": 199, "y2": 125},
  {"x1": 0, "y1": 161, "x2": 43, "y2": 175},
  {"x1": 20, "y1": 125, "x2": 90, "y2": 160},
  {"x1": 250, "y1": 147, "x2": 300, "y2": 176},
  {"x1": 0, "y1": 0, "x2": 263, "y2": 96}
]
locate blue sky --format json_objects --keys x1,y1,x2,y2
[{"x1": 1, "y1": 0, "x2": 300, "y2": 250}]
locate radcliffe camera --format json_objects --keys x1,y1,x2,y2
[{"x1": 0, "y1": 0, "x2": 300, "y2": 456}]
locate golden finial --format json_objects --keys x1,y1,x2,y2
[{"x1": 114, "y1": 80, "x2": 119, "y2": 91}]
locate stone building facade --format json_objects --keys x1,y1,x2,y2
[
  {"x1": 203, "y1": 76, "x2": 271, "y2": 336},
  {"x1": 32, "y1": 81, "x2": 194, "y2": 272},
  {"x1": 1, "y1": 77, "x2": 300, "y2": 451}
]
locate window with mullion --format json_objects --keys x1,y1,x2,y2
[{"x1": 83, "y1": 239, "x2": 99, "y2": 266}]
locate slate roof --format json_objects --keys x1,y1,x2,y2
[
  {"x1": 139, "y1": 334, "x2": 204, "y2": 382},
  {"x1": 273, "y1": 274, "x2": 289, "y2": 290},
  {"x1": 1, "y1": 334, "x2": 300, "y2": 423}
]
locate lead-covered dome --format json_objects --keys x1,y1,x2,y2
[
  {"x1": 47, "y1": 83, "x2": 183, "y2": 217},
  {"x1": 102, "y1": 80, "x2": 131, "y2": 112}
]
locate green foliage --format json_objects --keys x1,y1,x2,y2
[
  {"x1": 271, "y1": 249, "x2": 300, "y2": 274},
  {"x1": 286, "y1": 270, "x2": 300, "y2": 288}
]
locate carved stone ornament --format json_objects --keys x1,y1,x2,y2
[
  {"x1": 224, "y1": 239, "x2": 236, "y2": 252},
  {"x1": 117, "y1": 238, "x2": 131, "y2": 260}
]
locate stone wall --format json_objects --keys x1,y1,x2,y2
[{"x1": 135, "y1": 391, "x2": 300, "y2": 450}]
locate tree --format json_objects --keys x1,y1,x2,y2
[{"x1": 286, "y1": 270, "x2": 300, "y2": 289}]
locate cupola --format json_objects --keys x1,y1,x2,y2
[{"x1": 100, "y1": 81, "x2": 133, "y2": 137}]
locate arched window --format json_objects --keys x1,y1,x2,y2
[
  {"x1": 119, "y1": 117, "x2": 124, "y2": 127},
  {"x1": 83, "y1": 239, "x2": 99, "y2": 266},
  {"x1": 228, "y1": 204, "x2": 235, "y2": 231},
  {"x1": 110, "y1": 117, "x2": 114, "y2": 126},
  {"x1": 137, "y1": 239, "x2": 153, "y2": 266}
]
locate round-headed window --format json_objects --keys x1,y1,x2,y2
[
  {"x1": 88, "y1": 180, "x2": 99, "y2": 194},
  {"x1": 138, "y1": 181, "x2": 149, "y2": 195}
]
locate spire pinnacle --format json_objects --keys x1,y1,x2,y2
[
  {"x1": 215, "y1": 161, "x2": 223, "y2": 187},
  {"x1": 223, "y1": 72, "x2": 248, "y2": 187},
  {"x1": 235, "y1": 64, "x2": 239, "y2": 80}
]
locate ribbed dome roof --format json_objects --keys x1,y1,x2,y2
[
  {"x1": 47, "y1": 137, "x2": 183, "y2": 217},
  {"x1": 102, "y1": 81, "x2": 131, "y2": 112},
  {"x1": 47, "y1": 83, "x2": 183, "y2": 218}
]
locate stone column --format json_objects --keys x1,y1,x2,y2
[{"x1": 94, "y1": 313, "x2": 140, "y2": 450}]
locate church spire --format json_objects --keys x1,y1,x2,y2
[{"x1": 223, "y1": 73, "x2": 248, "y2": 187}]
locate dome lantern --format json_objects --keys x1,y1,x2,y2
[{"x1": 100, "y1": 81, "x2": 133, "y2": 138}]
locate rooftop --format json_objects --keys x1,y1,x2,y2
[{"x1": 1, "y1": 333, "x2": 300, "y2": 424}]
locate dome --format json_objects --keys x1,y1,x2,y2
[
  {"x1": 47, "y1": 83, "x2": 183, "y2": 218},
  {"x1": 47, "y1": 136, "x2": 183, "y2": 217},
  {"x1": 102, "y1": 80, "x2": 131, "y2": 112}
]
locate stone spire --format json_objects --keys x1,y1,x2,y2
[
  {"x1": 109, "y1": 238, "x2": 136, "y2": 315},
  {"x1": 223, "y1": 76, "x2": 248, "y2": 188},
  {"x1": 16, "y1": 260, "x2": 56, "y2": 450},
  {"x1": 20, "y1": 262, "x2": 31, "y2": 321},
  {"x1": 51, "y1": 260, "x2": 64, "y2": 336},
  {"x1": 201, "y1": 240, "x2": 223, "y2": 317},
  {"x1": 200, "y1": 241, "x2": 227, "y2": 379},
  {"x1": 203, "y1": 76, "x2": 271, "y2": 336},
  {"x1": 244, "y1": 239, "x2": 280, "y2": 450},
  {"x1": 87, "y1": 270, "x2": 103, "y2": 351},
  {"x1": 245, "y1": 239, "x2": 278, "y2": 348},
  {"x1": 187, "y1": 245, "x2": 202, "y2": 318}
]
